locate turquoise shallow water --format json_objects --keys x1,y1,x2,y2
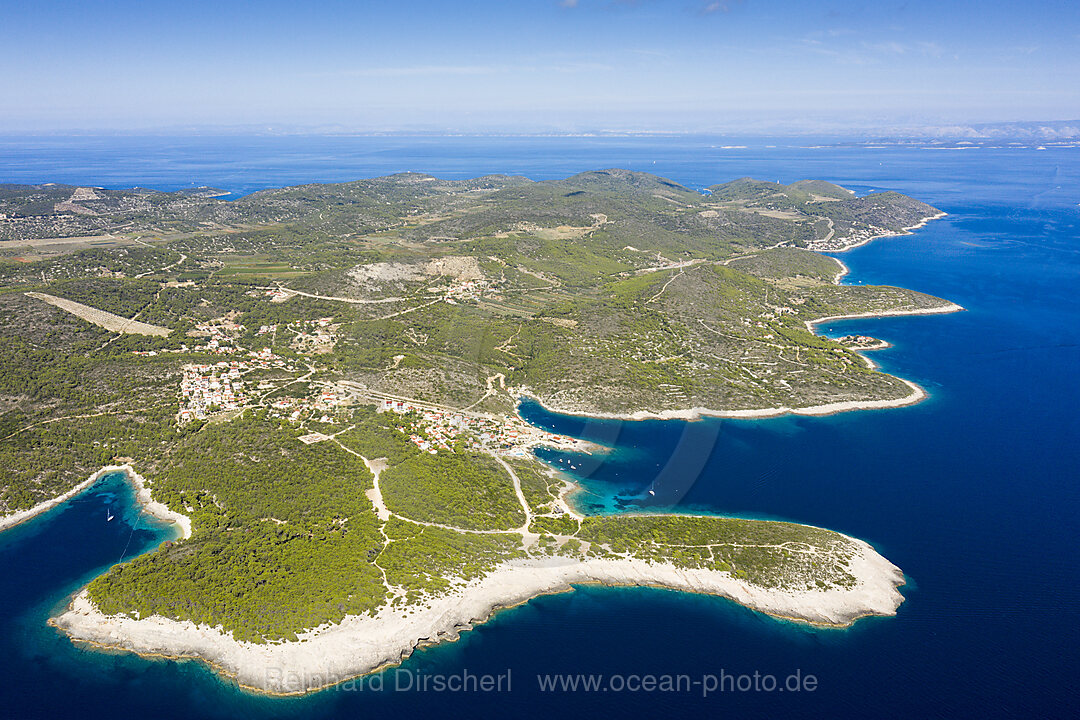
[{"x1": 0, "y1": 137, "x2": 1077, "y2": 717}]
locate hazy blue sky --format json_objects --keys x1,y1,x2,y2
[{"x1": 3, "y1": 0, "x2": 1077, "y2": 132}]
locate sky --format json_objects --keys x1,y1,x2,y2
[{"x1": 2, "y1": 0, "x2": 1078, "y2": 133}]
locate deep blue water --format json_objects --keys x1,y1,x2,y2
[{"x1": 1, "y1": 137, "x2": 1079, "y2": 717}]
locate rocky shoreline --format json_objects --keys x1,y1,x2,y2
[{"x1": 52, "y1": 538, "x2": 905, "y2": 695}]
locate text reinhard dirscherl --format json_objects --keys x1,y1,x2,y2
[{"x1": 265, "y1": 668, "x2": 818, "y2": 696}]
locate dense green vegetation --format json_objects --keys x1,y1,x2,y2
[
  {"x1": 0, "y1": 170, "x2": 945, "y2": 640},
  {"x1": 578, "y1": 514, "x2": 858, "y2": 589},
  {"x1": 335, "y1": 411, "x2": 526, "y2": 531},
  {"x1": 81, "y1": 405, "x2": 865, "y2": 641},
  {"x1": 90, "y1": 519, "x2": 388, "y2": 642},
  {"x1": 81, "y1": 409, "x2": 522, "y2": 640},
  {"x1": 150, "y1": 418, "x2": 374, "y2": 529},
  {"x1": 379, "y1": 526, "x2": 523, "y2": 599},
  {"x1": 377, "y1": 450, "x2": 525, "y2": 531},
  {"x1": 727, "y1": 247, "x2": 842, "y2": 281},
  {"x1": 79, "y1": 414, "x2": 389, "y2": 641},
  {"x1": 508, "y1": 458, "x2": 563, "y2": 514},
  {"x1": 529, "y1": 515, "x2": 580, "y2": 536}
]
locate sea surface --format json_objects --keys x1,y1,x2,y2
[{"x1": 1, "y1": 136, "x2": 1078, "y2": 718}]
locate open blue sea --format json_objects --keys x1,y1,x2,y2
[{"x1": 1, "y1": 136, "x2": 1078, "y2": 718}]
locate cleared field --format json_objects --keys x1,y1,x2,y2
[
  {"x1": 6, "y1": 234, "x2": 123, "y2": 248},
  {"x1": 0, "y1": 234, "x2": 174, "y2": 261},
  {"x1": 25, "y1": 292, "x2": 171, "y2": 336},
  {"x1": 215, "y1": 261, "x2": 308, "y2": 279}
]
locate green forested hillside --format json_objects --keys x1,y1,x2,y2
[{"x1": 0, "y1": 170, "x2": 947, "y2": 640}]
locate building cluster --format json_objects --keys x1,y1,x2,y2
[
  {"x1": 85, "y1": 266, "x2": 125, "y2": 278},
  {"x1": 189, "y1": 319, "x2": 246, "y2": 355},
  {"x1": 434, "y1": 278, "x2": 498, "y2": 304},
  {"x1": 178, "y1": 362, "x2": 249, "y2": 422},
  {"x1": 247, "y1": 346, "x2": 292, "y2": 368},
  {"x1": 380, "y1": 399, "x2": 578, "y2": 456},
  {"x1": 808, "y1": 225, "x2": 887, "y2": 253},
  {"x1": 0, "y1": 213, "x2": 101, "y2": 242},
  {"x1": 288, "y1": 318, "x2": 336, "y2": 354},
  {"x1": 838, "y1": 334, "x2": 885, "y2": 348},
  {"x1": 760, "y1": 306, "x2": 796, "y2": 321},
  {"x1": 176, "y1": 349, "x2": 296, "y2": 423},
  {"x1": 266, "y1": 396, "x2": 338, "y2": 425},
  {"x1": 264, "y1": 381, "x2": 350, "y2": 425}
]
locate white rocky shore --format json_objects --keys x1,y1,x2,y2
[
  {"x1": 522, "y1": 300, "x2": 965, "y2": 422},
  {"x1": 523, "y1": 378, "x2": 931, "y2": 422},
  {"x1": 122, "y1": 464, "x2": 192, "y2": 540},
  {"x1": 52, "y1": 538, "x2": 905, "y2": 695},
  {"x1": 0, "y1": 466, "x2": 112, "y2": 534},
  {"x1": 0, "y1": 464, "x2": 189, "y2": 537}
]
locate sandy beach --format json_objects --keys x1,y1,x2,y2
[
  {"x1": 52, "y1": 535, "x2": 905, "y2": 695},
  {"x1": 124, "y1": 465, "x2": 192, "y2": 540}
]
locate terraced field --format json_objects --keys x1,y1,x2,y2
[{"x1": 25, "y1": 292, "x2": 171, "y2": 336}]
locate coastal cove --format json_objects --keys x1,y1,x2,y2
[
  {"x1": 0, "y1": 138, "x2": 1076, "y2": 718},
  {"x1": 0, "y1": 465, "x2": 191, "y2": 538},
  {"x1": 514, "y1": 242, "x2": 965, "y2": 423},
  {"x1": 19, "y1": 235, "x2": 965, "y2": 693},
  {"x1": 18, "y1": 455, "x2": 908, "y2": 694}
]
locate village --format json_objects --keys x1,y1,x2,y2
[
  {"x1": 431, "y1": 277, "x2": 498, "y2": 304},
  {"x1": 164, "y1": 284, "x2": 588, "y2": 455},
  {"x1": 375, "y1": 397, "x2": 587, "y2": 457},
  {"x1": 176, "y1": 355, "x2": 590, "y2": 458},
  {"x1": 176, "y1": 347, "x2": 297, "y2": 423},
  {"x1": 178, "y1": 361, "x2": 248, "y2": 421}
]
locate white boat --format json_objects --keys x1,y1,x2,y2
[{"x1": 107, "y1": 510, "x2": 114, "y2": 522}]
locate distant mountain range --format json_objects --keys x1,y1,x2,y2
[
  {"x1": 899, "y1": 120, "x2": 1080, "y2": 141},
  {"x1": 8, "y1": 119, "x2": 1080, "y2": 141}
]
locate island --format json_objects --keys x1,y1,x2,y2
[{"x1": 0, "y1": 170, "x2": 957, "y2": 693}]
